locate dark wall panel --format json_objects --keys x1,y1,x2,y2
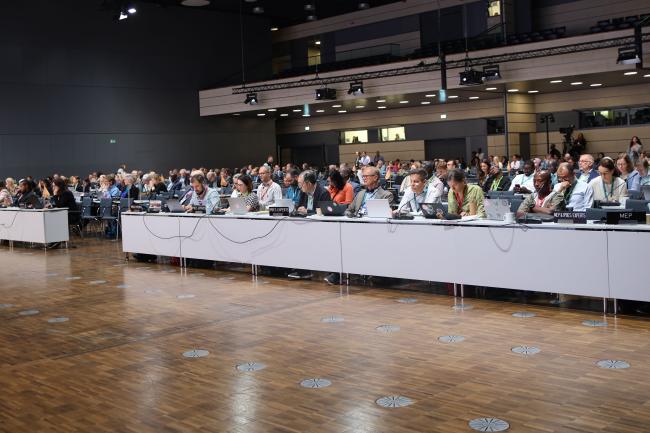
[
  {"x1": 0, "y1": 0, "x2": 274, "y2": 179},
  {"x1": 334, "y1": 15, "x2": 420, "y2": 46}
]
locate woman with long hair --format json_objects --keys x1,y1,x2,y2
[
  {"x1": 589, "y1": 157, "x2": 627, "y2": 202},
  {"x1": 327, "y1": 170, "x2": 354, "y2": 204}
]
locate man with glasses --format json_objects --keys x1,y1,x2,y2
[
  {"x1": 577, "y1": 154, "x2": 599, "y2": 183},
  {"x1": 345, "y1": 166, "x2": 395, "y2": 217},
  {"x1": 256, "y1": 165, "x2": 282, "y2": 210},
  {"x1": 554, "y1": 162, "x2": 593, "y2": 211}
]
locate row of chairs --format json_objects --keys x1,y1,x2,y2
[{"x1": 590, "y1": 14, "x2": 649, "y2": 33}]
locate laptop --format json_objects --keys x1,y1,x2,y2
[
  {"x1": 420, "y1": 203, "x2": 461, "y2": 220},
  {"x1": 318, "y1": 201, "x2": 348, "y2": 216},
  {"x1": 484, "y1": 198, "x2": 511, "y2": 221},
  {"x1": 227, "y1": 197, "x2": 248, "y2": 215},
  {"x1": 271, "y1": 198, "x2": 295, "y2": 213},
  {"x1": 165, "y1": 199, "x2": 185, "y2": 213},
  {"x1": 365, "y1": 199, "x2": 392, "y2": 218}
]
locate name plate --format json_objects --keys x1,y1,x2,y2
[
  {"x1": 554, "y1": 211, "x2": 586, "y2": 224},
  {"x1": 606, "y1": 211, "x2": 646, "y2": 225},
  {"x1": 269, "y1": 206, "x2": 290, "y2": 217}
]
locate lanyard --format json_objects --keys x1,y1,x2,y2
[
  {"x1": 454, "y1": 188, "x2": 465, "y2": 208},
  {"x1": 565, "y1": 180, "x2": 577, "y2": 201},
  {"x1": 491, "y1": 176, "x2": 502, "y2": 191},
  {"x1": 259, "y1": 183, "x2": 271, "y2": 201},
  {"x1": 602, "y1": 179, "x2": 615, "y2": 200}
]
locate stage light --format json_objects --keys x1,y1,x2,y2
[
  {"x1": 244, "y1": 93, "x2": 258, "y2": 105},
  {"x1": 348, "y1": 82, "x2": 364, "y2": 96},
  {"x1": 315, "y1": 88, "x2": 336, "y2": 100},
  {"x1": 617, "y1": 46, "x2": 641, "y2": 65},
  {"x1": 127, "y1": 4, "x2": 137, "y2": 14},
  {"x1": 459, "y1": 68, "x2": 483, "y2": 86},
  {"x1": 482, "y1": 65, "x2": 501, "y2": 81}
]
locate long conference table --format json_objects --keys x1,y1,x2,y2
[
  {"x1": 121, "y1": 211, "x2": 650, "y2": 306},
  {"x1": 0, "y1": 208, "x2": 70, "y2": 245}
]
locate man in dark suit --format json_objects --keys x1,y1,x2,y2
[
  {"x1": 345, "y1": 166, "x2": 395, "y2": 217},
  {"x1": 296, "y1": 170, "x2": 330, "y2": 215}
]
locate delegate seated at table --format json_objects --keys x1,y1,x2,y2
[
  {"x1": 184, "y1": 174, "x2": 219, "y2": 214},
  {"x1": 517, "y1": 171, "x2": 565, "y2": 217},
  {"x1": 395, "y1": 168, "x2": 442, "y2": 215},
  {"x1": 14, "y1": 179, "x2": 42, "y2": 209},
  {"x1": 296, "y1": 171, "x2": 330, "y2": 215},
  {"x1": 446, "y1": 169, "x2": 486, "y2": 218},
  {"x1": 345, "y1": 166, "x2": 395, "y2": 217}
]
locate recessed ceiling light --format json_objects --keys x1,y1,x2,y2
[
  {"x1": 267, "y1": 108, "x2": 277, "y2": 112},
  {"x1": 421, "y1": 101, "x2": 431, "y2": 105},
  {"x1": 376, "y1": 99, "x2": 386, "y2": 103},
  {"x1": 550, "y1": 80, "x2": 562, "y2": 83},
  {"x1": 570, "y1": 82, "x2": 583, "y2": 85},
  {"x1": 624, "y1": 71, "x2": 638, "y2": 76},
  {"x1": 469, "y1": 96, "x2": 479, "y2": 99},
  {"x1": 527, "y1": 90, "x2": 539, "y2": 94},
  {"x1": 425, "y1": 94, "x2": 436, "y2": 97},
  {"x1": 440, "y1": 114, "x2": 447, "y2": 119},
  {"x1": 257, "y1": 113, "x2": 266, "y2": 117},
  {"x1": 644, "y1": 74, "x2": 650, "y2": 78},
  {"x1": 448, "y1": 95, "x2": 459, "y2": 99},
  {"x1": 399, "y1": 100, "x2": 409, "y2": 104},
  {"x1": 181, "y1": 0, "x2": 210, "y2": 5},
  {"x1": 590, "y1": 83, "x2": 603, "y2": 87},
  {"x1": 316, "y1": 109, "x2": 325, "y2": 113},
  {"x1": 302, "y1": 114, "x2": 310, "y2": 117},
  {"x1": 270, "y1": 27, "x2": 278, "y2": 31},
  {"x1": 233, "y1": 113, "x2": 240, "y2": 116},
  {"x1": 338, "y1": 110, "x2": 347, "y2": 113},
  {"x1": 507, "y1": 89, "x2": 518, "y2": 92},
  {"x1": 355, "y1": 105, "x2": 365, "y2": 108},
  {"x1": 315, "y1": 40, "x2": 321, "y2": 45},
  {"x1": 377, "y1": 106, "x2": 387, "y2": 109},
  {"x1": 486, "y1": 87, "x2": 497, "y2": 91},
  {"x1": 280, "y1": 113, "x2": 289, "y2": 117},
  {"x1": 332, "y1": 104, "x2": 342, "y2": 108},
  {"x1": 292, "y1": 109, "x2": 302, "y2": 112},
  {"x1": 304, "y1": 126, "x2": 310, "y2": 131}
]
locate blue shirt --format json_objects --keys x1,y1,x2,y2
[{"x1": 284, "y1": 185, "x2": 300, "y2": 205}]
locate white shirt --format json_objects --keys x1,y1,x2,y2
[
  {"x1": 509, "y1": 173, "x2": 535, "y2": 192},
  {"x1": 588, "y1": 176, "x2": 628, "y2": 202},
  {"x1": 398, "y1": 180, "x2": 443, "y2": 213},
  {"x1": 256, "y1": 181, "x2": 283, "y2": 209},
  {"x1": 554, "y1": 180, "x2": 593, "y2": 212},
  {"x1": 360, "y1": 155, "x2": 371, "y2": 165}
]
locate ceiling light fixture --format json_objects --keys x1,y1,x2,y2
[
  {"x1": 590, "y1": 83, "x2": 603, "y2": 87},
  {"x1": 440, "y1": 114, "x2": 447, "y2": 119},
  {"x1": 315, "y1": 88, "x2": 336, "y2": 100},
  {"x1": 425, "y1": 94, "x2": 436, "y2": 97},
  {"x1": 527, "y1": 90, "x2": 539, "y2": 94},
  {"x1": 617, "y1": 46, "x2": 641, "y2": 65},
  {"x1": 280, "y1": 113, "x2": 288, "y2": 117},
  {"x1": 624, "y1": 71, "x2": 638, "y2": 76},
  {"x1": 469, "y1": 96, "x2": 479, "y2": 99},
  {"x1": 376, "y1": 99, "x2": 386, "y2": 103},
  {"x1": 316, "y1": 109, "x2": 325, "y2": 113},
  {"x1": 355, "y1": 105, "x2": 365, "y2": 108},
  {"x1": 348, "y1": 81, "x2": 364, "y2": 96},
  {"x1": 244, "y1": 93, "x2": 258, "y2": 105},
  {"x1": 338, "y1": 110, "x2": 347, "y2": 113},
  {"x1": 421, "y1": 101, "x2": 431, "y2": 105},
  {"x1": 377, "y1": 106, "x2": 387, "y2": 109},
  {"x1": 332, "y1": 104, "x2": 342, "y2": 108},
  {"x1": 550, "y1": 80, "x2": 563, "y2": 83},
  {"x1": 507, "y1": 89, "x2": 519, "y2": 92},
  {"x1": 570, "y1": 82, "x2": 583, "y2": 85},
  {"x1": 306, "y1": 14, "x2": 317, "y2": 21},
  {"x1": 292, "y1": 109, "x2": 302, "y2": 112},
  {"x1": 267, "y1": 108, "x2": 277, "y2": 112},
  {"x1": 482, "y1": 65, "x2": 501, "y2": 81},
  {"x1": 358, "y1": 2, "x2": 370, "y2": 9},
  {"x1": 486, "y1": 87, "x2": 497, "y2": 90},
  {"x1": 314, "y1": 40, "x2": 321, "y2": 45},
  {"x1": 252, "y1": 6, "x2": 264, "y2": 14},
  {"x1": 305, "y1": 126, "x2": 310, "y2": 131},
  {"x1": 448, "y1": 95, "x2": 459, "y2": 99},
  {"x1": 257, "y1": 113, "x2": 266, "y2": 117},
  {"x1": 399, "y1": 100, "x2": 409, "y2": 104},
  {"x1": 270, "y1": 27, "x2": 278, "y2": 31}
]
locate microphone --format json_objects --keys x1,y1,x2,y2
[{"x1": 393, "y1": 192, "x2": 416, "y2": 220}]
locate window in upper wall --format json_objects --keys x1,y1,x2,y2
[
  {"x1": 342, "y1": 130, "x2": 368, "y2": 144},
  {"x1": 579, "y1": 106, "x2": 649, "y2": 128},
  {"x1": 488, "y1": 1, "x2": 501, "y2": 17},
  {"x1": 380, "y1": 126, "x2": 406, "y2": 141},
  {"x1": 630, "y1": 106, "x2": 650, "y2": 125}
]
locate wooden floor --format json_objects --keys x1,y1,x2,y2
[{"x1": 0, "y1": 239, "x2": 649, "y2": 433}]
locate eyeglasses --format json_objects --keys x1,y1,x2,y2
[{"x1": 361, "y1": 174, "x2": 378, "y2": 179}]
